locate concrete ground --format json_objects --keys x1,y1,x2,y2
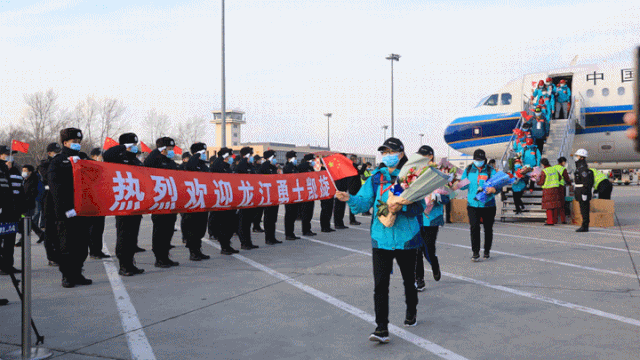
[{"x1": 1, "y1": 187, "x2": 639, "y2": 360}]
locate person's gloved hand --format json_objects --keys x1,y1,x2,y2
[
  {"x1": 70, "y1": 156, "x2": 81, "y2": 163},
  {"x1": 431, "y1": 192, "x2": 441, "y2": 203},
  {"x1": 581, "y1": 194, "x2": 588, "y2": 201},
  {"x1": 65, "y1": 209, "x2": 77, "y2": 218}
]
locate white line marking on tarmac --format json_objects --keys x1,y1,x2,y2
[
  {"x1": 492, "y1": 221, "x2": 640, "y2": 239},
  {"x1": 276, "y1": 232, "x2": 640, "y2": 328},
  {"x1": 202, "y1": 239, "x2": 469, "y2": 360},
  {"x1": 101, "y1": 247, "x2": 157, "y2": 360}
]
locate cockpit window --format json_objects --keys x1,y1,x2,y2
[
  {"x1": 475, "y1": 95, "x2": 490, "y2": 108},
  {"x1": 501, "y1": 93, "x2": 512, "y2": 105},
  {"x1": 484, "y1": 94, "x2": 499, "y2": 106}
]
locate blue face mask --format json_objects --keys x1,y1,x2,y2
[
  {"x1": 474, "y1": 160, "x2": 485, "y2": 168},
  {"x1": 129, "y1": 145, "x2": 139, "y2": 154},
  {"x1": 200, "y1": 153, "x2": 207, "y2": 161},
  {"x1": 310, "y1": 160, "x2": 316, "y2": 167},
  {"x1": 271, "y1": 158, "x2": 277, "y2": 165},
  {"x1": 69, "y1": 143, "x2": 81, "y2": 151},
  {"x1": 381, "y1": 154, "x2": 400, "y2": 168},
  {"x1": 248, "y1": 156, "x2": 254, "y2": 163},
  {"x1": 291, "y1": 158, "x2": 297, "y2": 165},
  {"x1": 166, "y1": 150, "x2": 175, "y2": 159},
  {"x1": 227, "y1": 157, "x2": 234, "y2": 164}
]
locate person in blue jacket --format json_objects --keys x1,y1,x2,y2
[
  {"x1": 335, "y1": 137, "x2": 425, "y2": 344},
  {"x1": 413, "y1": 145, "x2": 447, "y2": 292},
  {"x1": 529, "y1": 107, "x2": 549, "y2": 153},
  {"x1": 511, "y1": 159, "x2": 528, "y2": 214},
  {"x1": 460, "y1": 149, "x2": 498, "y2": 262},
  {"x1": 521, "y1": 136, "x2": 541, "y2": 168},
  {"x1": 555, "y1": 79, "x2": 571, "y2": 119},
  {"x1": 532, "y1": 80, "x2": 545, "y2": 100}
]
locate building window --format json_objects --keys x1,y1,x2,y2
[
  {"x1": 233, "y1": 124, "x2": 238, "y2": 129},
  {"x1": 602, "y1": 88, "x2": 609, "y2": 96},
  {"x1": 233, "y1": 133, "x2": 238, "y2": 137},
  {"x1": 586, "y1": 89, "x2": 594, "y2": 98},
  {"x1": 233, "y1": 142, "x2": 238, "y2": 146},
  {"x1": 618, "y1": 87, "x2": 625, "y2": 96}
]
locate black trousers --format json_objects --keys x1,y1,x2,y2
[
  {"x1": 115, "y1": 215, "x2": 143, "y2": 266},
  {"x1": 0, "y1": 233, "x2": 17, "y2": 271},
  {"x1": 535, "y1": 138, "x2": 545, "y2": 154},
  {"x1": 301, "y1": 201, "x2": 315, "y2": 234},
  {"x1": 333, "y1": 200, "x2": 346, "y2": 227},
  {"x1": 88, "y1": 216, "x2": 106, "y2": 256},
  {"x1": 467, "y1": 206, "x2": 496, "y2": 255},
  {"x1": 415, "y1": 226, "x2": 439, "y2": 280},
  {"x1": 151, "y1": 213, "x2": 177, "y2": 260},
  {"x1": 579, "y1": 200, "x2": 590, "y2": 228},
  {"x1": 445, "y1": 201, "x2": 452, "y2": 223},
  {"x1": 284, "y1": 204, "x2": 299, "y2": 236},
  {"x1": 512, "y1": 190, "x2": 524, "y2": 211},
  {"x1": 320, "y1": 198, "x2": 334, "y2": 231},
  {"x1": 263, "y1": 205, "x2": 279, "y2": 242},
  {"x1": 182, "y1": 212, "x2": 208, "y2": 251},
  {"x1": 208, "y1": 212, "x2": 220, "y2": 239},
  {"x1": 597, "y1": 180, "x2": 613, "y2": 200},
  {"x1": 253, "y1": 207, "x2": 264, "y2": 230},
  {"x1": 56, "y1": 217, "x2": 89, "y2": 278},
  {"x1": 213, "y1": 210, "x2": 237, "y2": 249},
  {"x1": 372, "y1": 248, "x2": 418, "y2": 329},
  {"x1": 43, "y1": 193, "x2": 59, "y2": 263},
  {"x1": 237, "y1": 208, "x2": 256, "y2": 246}
]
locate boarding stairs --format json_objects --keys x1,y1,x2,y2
[{"x1": 499, "y1": 96, "x2": 579, "y2": 222}]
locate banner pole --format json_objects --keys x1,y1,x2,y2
[{"x1": 320, "y1": 157, "x2": 338, "y2": 193}]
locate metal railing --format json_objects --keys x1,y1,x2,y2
[{"x1": 499, "y1": 101, "x2": 529, "y2": 171}]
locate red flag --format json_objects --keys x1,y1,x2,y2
[
  {"x1": 104, "y1": 137, "x2": 119, "y2": 150},
  {"x1": 11, "y1": 140, "x2": 29, "y2": 154},
  {"x1": 322, "y1": 154, "x2": 358, "y2": 181},
  {"x1": 140, "y1": 141, "x2": 152, "y2": 153},
  {"x1": 174, "y1": 146, "x2": 183, "y2": 155}
]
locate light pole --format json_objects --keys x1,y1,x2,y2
[
  {"x1": 382, "y1": 125, "x2": 389, "y2": 141},
  {"x1": 385, "y1": 53, "x2": 400, "y2": 137},
  {"x1": 220, "y1": 0, "x2": 226, "y2": 147},
  {"x1": 419, "y1": 133, "x2": 424, "y2": 145},
  {"x1": 324, "y1": 113, "x2": 332, "y2": 150}
]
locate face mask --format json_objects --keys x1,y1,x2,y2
[
  {"x1": 69, "y1": 143, "x2": 81, "y2": 151},
  {"x1": 545, "y1": 82, "x2": 550, "y2": 86},
  {"x1": 542, "y1": 91, "x2": 547, "y2": 95},
  {"x1": 248, "y1": 156, "x2": 254, "y2": 163},
  {"x1": 227, "y1": 157, "x2": 234, "y2": 164},
  {"x1": 535, "y1": 112, "x2": 542, "y2": 117},
  {"x1": 200, "y1": 153, "x2": 207, "y2": 161},
  {"x1": 381, "y1": 153, "x2": 400, "y2": 168},
  {"x1": 561, "y1": 83, "x2": 566, "y2": 87},
  {"x1": 573, "y1": 156, "x2": 580, "y2": 162},
  {"x1": 21, "y1": 172, "x2": 28, "y2": 178},
  {"x1": 291, "y1": 158, "x2": 297, "y2": 165},
  {"x1": 167, "y1": 150, "x2": 175, "y2": 159},
  {"x1": 271, "y1": 158, "x2": 277, "y2": 165},
  {"x1": 310, "y1": 160, "x2": 316, "y2": 167},
  {"x1": 129, "y1": 145, "x2": 139, "y2": 154},
  {"x1": 473, "y1": 160, "x2": 485, "y2": 168}
]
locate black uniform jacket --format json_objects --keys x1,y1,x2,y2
[
  {"x1": 103, "y1": 145, "x2": 143, "y2": 167},
  {"x1": 184, "y1": 155, "x2": 209, "y2": 173},
  {"x1": 144, "y1": 149, "x2": 178, "y2": 170},
  {"x1": 574, "y1": 159, "x2": 595, "y2": 201},
  {"x1": 234, "y1": 158, "x2": 254, "y2": 174},
  {"x1": 259, "y1": 160, "x2": 278, "y2": 175},
  {"x1": 211, "y1": 158, "x2": 232, "y2": 174},
  {"x1": 282, "y1": 162, "x2": 298, "y2": 175},
  {"x1": 47, "y1": 147, "x2": 89, "y2": 220}
]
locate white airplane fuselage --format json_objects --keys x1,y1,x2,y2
[{"x1": 444, "y1": 63, "x2": 639, "y2": 168}]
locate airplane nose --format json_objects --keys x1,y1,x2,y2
[{"x1": 444, "y1": 119, "x2": 462, "y2": 149}]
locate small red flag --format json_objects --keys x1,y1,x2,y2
[
  {"x1": 174, "y1": 146, "x2": 183, "y2": 155},
  {"x1": 323, "y1": 154, "x2": 358, "y2": 181},
  {"x1": 11, "y1": 140, "x2": 29, "y2": 154},
  {"x1": 104, "y1": 137, "x2": 119, "y2": 150},
  {"x1": 140, "y1": 141, "x2": 152, "y2": 153}
]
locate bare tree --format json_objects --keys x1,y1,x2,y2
[
  {"x1": 96, "y1": 97, "x2": 126, "y2": 148},
  {"x1": 22, "y1": 89, "x2": 67, "y2": 162},
  {"x1": 175, "y1": 115, "x2": 208, "y2": 148},
  {"x1": 144, "y1": 108, "x2": 173, "y2": 145}
]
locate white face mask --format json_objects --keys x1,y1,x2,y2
[
  {"x1": 21, "y1": 172, "x2": 28, "y2": 178},
  {"x1": 573, "y1": 156, "x2": 580, "y2": 162}
]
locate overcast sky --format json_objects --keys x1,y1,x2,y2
[{"x1": 1, "y1": 0, "x2": 638, "y2": 156}]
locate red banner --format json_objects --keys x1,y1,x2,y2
[{"x1": 72, "y1": 160, "x2": 337, "y2": 216}]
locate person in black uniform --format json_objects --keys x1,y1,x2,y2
[
  {"x1": 333, "y1": 153, "x2": 350, "y2": 230},
  {"x1": 234, "y1": 147, "x2": 260, "y2": 250},
  {"x1": 179, "y1": 152, "x2": 191, "y2": 170},
  {"x1": 144, "y1": 137, "x2": 181, "y2": 268},
  {"x1": 319, "y1": 161, "x2": 336, "y2": 233},
  {"x1": 259, "y1": 150, "x2": 282, "y2": 245},
  {"x1": 47, "y1": 128, "x2": 92, "y2": 287},
  {"x1": 210, "y1": 147, "x2": 240, "y2": 254},
  {"x1": 0, "y1": 147, "x2": 13, "y2": 296},
  {"x1": 252, "y1": 154, "x2": 265, "y2": 233},
  {"x1": 103, "y1": 133, "x2": 146, "y2": 276},
  {"x1": 207, "y1": 154, "x2": 221, "y2": 241},
  {"x1": 181, "y1": 143, "x2": 212, "y2": 260},
  {"x1": 0, "y1": 145, "x2": 24, "y2": 275},
  {"x1": 347, "y1": 154, "x2": 363, "y2": 226},
  {"x1": 38, "y1": 142, "x2": 62, "y2": 266},
  {"x1": 85, "y1": 148, "x2": 110, "y2": 260},
  {"x1": 21, "y1": 164, "x2": 44, "y2": 243},
  {"x1": 298, "y1": 154, "x2": 317, "y2": 236},
  {"x1": 573, "y1": 149, "x2": 594, "y2": 233},
  {"x1": 283, "y1": 150, "x2": 301, "y2": 240}
]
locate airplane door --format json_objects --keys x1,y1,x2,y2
[{"x1": 522, "y1": 72, "x2": 548, "y2": 108}]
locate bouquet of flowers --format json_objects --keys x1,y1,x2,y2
[
  {"x1": 424, "y1": 188, "x2": 450, "y2": 215},
  {"x1": 475, "y1": 171, "x2": 516, "y2": 204},
  {"x1": 528, "y1": 166, "x2": 543, "y2": 181},
  {"x1": 376, "y1": 153, "x2": 451, "y2": 227},
  {"x1": 438, "y1": 157, "x2": 466, "y2": 189}
]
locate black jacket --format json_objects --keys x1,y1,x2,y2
[
  {"x1": 234, "y1": 158, "x2": 254, "y2": 174},
  {"x1": 283, "y1": 161, "x2": 298, "y2": 175},
  {"x1": 297, "y1": 161, "x2": 314, "y2": 174},
  {"x1": 23, "y1": 173, "x2": 40, "y2": 210},
  {"x1": 259, "y1": 160, "x2": 278, "y2": 175},
  {"x1": 144, "y1": 149, "x2": 178, "y2": 170},
  {"x1": 38, "y1": 156, "x2": 54, "y2": 190},
  {"x1": 184, "y1": 155, "x2": 209, "y2": 173},
  {"x1": 574, "y1": 159, "x2": 594, "y2": 201},
  {"x1": 211, "y1": 157, "x2": 232, "y2": 174},
  {"x1": 48, "y1": 147, "x2": 89, "y2": 220},
  {"x1": 103, "y1": 145, "x2": 143, "y2": 167},
  {"x1": 0, "y1": 161, "x2": 14, "y2": 221}
]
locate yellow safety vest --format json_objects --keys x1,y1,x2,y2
[
  {"x1": 551, "y1": 164, "x2": 566, "y2": 186},
  {"x1": 542, "y1": 167, "x2": 560, "y2": 189},
  {"x1": 361, "y1": 170, "x2": 372, "y2": 185},
  {"x1": 590, "y1": 168, "x2": 607, "y2": 188}
]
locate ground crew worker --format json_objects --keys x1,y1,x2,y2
[
  {"x1": 298, "y1": 153, "x2": 317, "y2": 236},
  {"x1": 87, "y1": 148, "x2": 109, "y2": 259},
  {"x1": 103, "y1": 132, "x2": 146, "y2": 276},
  {"x1": 210, "y1": 147, "x2": 240, "y2": 254},
  {"x1": 38, "y1": 142, "x2": 62, "y2": 266},
  {"x1": 0, "y1": 145, "x2": 24, "y2": 275},
  {"x1": 182, "y1": 142, "x2": 213, "y2": 260},
  {"x1": 47, "y1": 128, "x2": 92, "y2": 288},
  {"x1": 591, "y1": 168, "x2": 613, "y2": 200},
  {"x1": 537, "y1": 158, "x2": 562, "y2": 226},
  {"x1": 551, "y1": 157, "x2": 572, "y2": 224},
  {"x1": 573, "y1": 149, "x2": 594, "y2": 232},
  {"x1": 234, "y1": 146, "x2": 259, "y2": 250},
  {"x1": 143, "y1": 137, "x2": 180, "y2": 268},
  {"x1": 283, "y1": 150, "x2": 301, "y2": 240},
  {"x1": 259, "y1": 150, "x2": 283, "y2": 245}
]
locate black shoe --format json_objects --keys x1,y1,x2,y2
[
  {"x1": 168, "y1": 245, "x2": 176, "y2": 250},
  {"x1": 241, "y1": 245, "x2": 254, "y2": 250},
  {"x1": 119, "y1": 266, "x2": 144, "y2": 276},
  {"x1": 155, "y1": 259, "x2": 173, "y2": 268},
  {"x1": 15, "y1": 241, "x2": 23, "y2": 247},
  {"x1": 90, "y1": 252, "x2": 111, "y2": 260},
  {"x1": 415, "y1": 279, "x2": 426, "y2": 292},
  {"x1": 3, "y1": 267, "x2": 20, "y2": 274},
  {"x1": 303, "y1": 232, "x2": 317, "y2": 236},
  {"x1": 220, "y1": 248, "x2": 238, "y2": 255},
  {"x1": 335, "y1": 225, "x2": 349, "y2": 230},
  {"x1": 75, "y1": 275, "x2": 93, "y2": 286},
  {"x1": 321, "y1": 228, "x2": 335, "y2": 233},
  {"x1": 134, "y1": 247, "x2": 146, "y2": 253},
  {"x1": 250, "y1": 245, "x2": 259, "y2": 249},
  {"x1": 404, "y1": 311, "x2": 417, "y2": 327},
  {"x1": 544, "y1": 223, "x2": 554, "y2": 226},
  {"x1": 350, "y1": 221, "x2": 361, "y2": 226},
  {"x1": 576, "y1": 227, "x2": 589, "y2": 232},
  {"x1": 368, "y1": 328, "x2": 390, "y2": 343},
  {"x1": 0, "y1": 299, "x2": 8, "y2": 306},
  {"x1": 48, "y1": 261, "x2": 59, "y2": 267},
  {"x1": 483, "y1": 252, "x2": 490, "y2": 260},
  {"x1": 431, "y1": 256, "x2": 441, "y2": 281},
  {"x1": 271, "y1": 239, "x2": 283, "y2": 244},
  {"x1": 252, "y1": 227, "x2": 265, "y2": 233},
  {"x1": 61, "y1": 277, "x2": 75, "y2": 288},
  {"x1": 266, "y1": 241, "x2": 277, "y2": 245},
  {"x1": 285, "y1": 235, "x2": 300, "y2": 240},
  {"x1": 189, "y1": 250, "x2": 210, "y2": 261},
  {"x1": 36, "y1": 234, "x2": 44, "y2": 244},
  {"x1": 471, "y1": 253, "x2": 481, "y2": 262}
]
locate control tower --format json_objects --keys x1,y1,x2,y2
[{"x1": 211, "y1": 109, "x2": 246, "y2": 147}]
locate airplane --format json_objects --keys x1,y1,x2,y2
[{"x1": 444, "y1": 62, "x2": 639, "y2": 169}]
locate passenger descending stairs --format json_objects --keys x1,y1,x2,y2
[{"x1": 499, "y1": 97, "x2": 579, "y2": 222}]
